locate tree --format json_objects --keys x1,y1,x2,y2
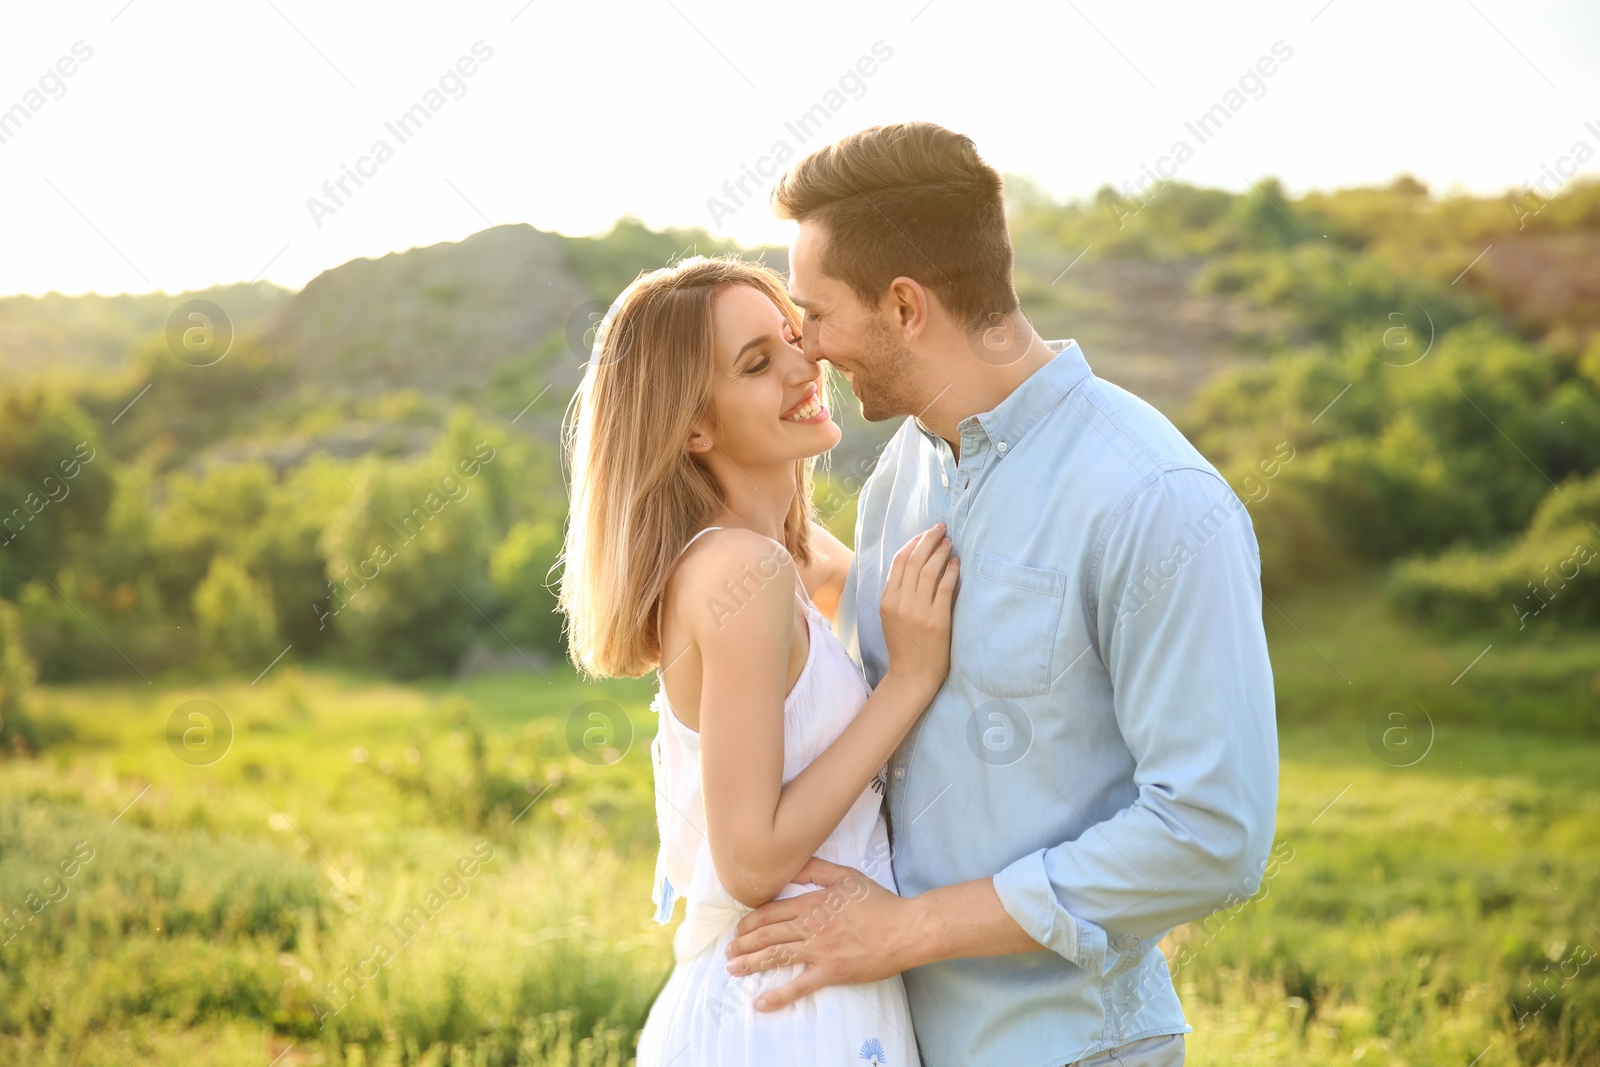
[
  {"x1": 317, "y1": 446, "x2": 503, "y2": 677},
  {"x1": 0, "y1": 597, "x2": 38, "y2": 747},
  {"x1": 0, "y1": 389, "x2": 114, "y2": 600},
  {"x1": 193, "y1": 555, "x2": 280, "y2": 670},
  {"x1": 489, "y1": 519, "x2": 565, "y2": 654}
]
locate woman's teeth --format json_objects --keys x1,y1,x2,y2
[{"x1": 784, "y1": 395, "x2": 823, "y2": 421}]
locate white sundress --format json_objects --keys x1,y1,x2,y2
[{"x1": 635, "y1": 528, "x2": 919, "y2": 1067}]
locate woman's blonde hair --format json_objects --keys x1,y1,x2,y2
[{"x1": 558, "y1": 256, "x2": 816, "y2": 678}]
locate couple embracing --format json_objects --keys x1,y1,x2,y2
[{"x1": 558, "y1": 123, "x2": 1279, "y2": 1067}]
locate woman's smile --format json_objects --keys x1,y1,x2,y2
[{"x1": 782, "y1": 384, "x2": 829, "y2": 424}]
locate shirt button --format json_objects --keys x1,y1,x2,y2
[
  {"x1": 891, "y1": 765, "x2": 906, "y2": 782},
  {"x1": 996, "y1": 440, "x2": 1008, "y2": 454},
  {"x1": 940, "y1": 472, "x2": 949, "y2": 487}
]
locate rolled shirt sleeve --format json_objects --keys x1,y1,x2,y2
[{"x1": 991, "y1": 466, "x2": 1280, "y2": 974}]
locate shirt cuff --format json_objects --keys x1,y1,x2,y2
[{"x1": 992, "y1": 848, "x2": 1109, "y2": 975}]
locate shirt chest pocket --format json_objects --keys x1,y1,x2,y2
[{"x1": 952, "y1": 551, "x2": 1070, "y2": 698}]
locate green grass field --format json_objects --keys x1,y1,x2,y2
[{"x1": 2, "y1": 578, "x2": 1597, "y2": 1066}]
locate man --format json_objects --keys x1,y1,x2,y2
[{"x1": 722, "y1": 122, "x2": 1280, "y2": 1066}]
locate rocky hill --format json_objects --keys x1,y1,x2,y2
[{"x1": 260, "y1": 224, "x2": 592, "y2": 402}]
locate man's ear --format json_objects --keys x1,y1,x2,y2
[{"x1": 884, "y1": 276, "x2": 929, "y2": 341}]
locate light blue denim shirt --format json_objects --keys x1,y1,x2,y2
[{"x1": 834, "y1": 339, "x2": 1279, "y2": 1066}]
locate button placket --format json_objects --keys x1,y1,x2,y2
[
  {"x1": 893, "y1": 432, "x2": 965, "y2": 829},
  {"x1": 950, "y1": 433, "x2": 988, "y2": 545},
  {"x1": 930, "y1": 441, "x2": 957, "y2": 527},
  {"x1": 886, "y1": 678, "x2": 938, "y2": 837}
]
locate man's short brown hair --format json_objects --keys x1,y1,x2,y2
[{"x1": 771, "y1": 122, "x2": 1018, "y2": 333}]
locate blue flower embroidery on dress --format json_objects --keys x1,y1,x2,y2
[
  {"x1": 859, "y1": 1037, "x2": 886, "y2": 1064},
  {"x1": 647, "y1": 690, "x2": 676, "y2": 924},
  {"x1": 652, "y1": 873, "x2": 677, "y2": 924}
]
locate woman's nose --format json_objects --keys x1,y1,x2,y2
[{"x1": 786, "y1": 347, "x2": 821, "y2": 382}]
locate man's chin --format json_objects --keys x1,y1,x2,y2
[
  {"x1": 838, "y1": 373, "x2": 895, "y2": 423},
  {"x1": 845, "y1": 380, "x2": 875, "y2": 420},
  {"x1": 858, "y1": 397, "x2": 897, "y2": 423}
]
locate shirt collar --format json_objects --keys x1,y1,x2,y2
[{"x1": 914, "y1": 338, "x2": 1092, "y2": 455}]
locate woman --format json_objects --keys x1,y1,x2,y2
[{"x1": 558, "y1": 256, "x2": 956, "y2": 1065}]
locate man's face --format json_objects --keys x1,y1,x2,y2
[{"x1": 788, "y1": 220, "x2": 922, "y2": 423}]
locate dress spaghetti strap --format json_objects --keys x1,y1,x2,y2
[
  {"x1": 681, "y1": 525, "x2": 725, "y2": 552},
  {"x1": 654, "y1": 527, "x2": 725, "y2": 644},
  {"x1": 654, "y1": 525, "x2": 819, "y2": 650}
]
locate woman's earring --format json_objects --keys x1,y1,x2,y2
[{"x1": 689, "y1": 434, "x2": 712, "y2": 452}]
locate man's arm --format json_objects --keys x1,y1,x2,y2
[
  {"x1": 727, "y1": 466, "x2": 1279, "y2": 999},
  {"x1": 723, "y1": 857, "x2": 1041, "y2": 1010},
  {"x1": 986, "y1": 466, "x2": 1280, "y2": 973}
]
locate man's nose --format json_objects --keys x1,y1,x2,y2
[{"x1": 801, "y1": 320, "x2": 823, "y2": 362}]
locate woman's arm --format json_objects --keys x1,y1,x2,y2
[
  {"x1": 798, "y1": 520, "x2": 852, "y2": 623},
  {"x1": 684, "y1": 525, "x2": 954, "y2": 908}
]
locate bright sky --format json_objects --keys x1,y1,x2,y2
[{"x1": 2, "y1": 0, "x2": 1597, "y2": 298}]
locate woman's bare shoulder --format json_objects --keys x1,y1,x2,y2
[{"x1": 664, "y1": 527, "x2": 798, "y2": 635}]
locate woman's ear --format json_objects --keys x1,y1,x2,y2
[{"x1": 686, "y1": 430, "x2": 713, "y2": 453}]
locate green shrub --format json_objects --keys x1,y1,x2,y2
[
  {"x1": 1387, "y1": 472, "x2": 1600, "y2": 631},
  {"x1": 194, "y1": 556, "x2": 281, "y2": 669},
  {"x1": 489, "y1": 520, "x2": 565, "y2": 655},
  {"x1": 0, "y1": 597, "x2": 40, "y2": 752}
]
